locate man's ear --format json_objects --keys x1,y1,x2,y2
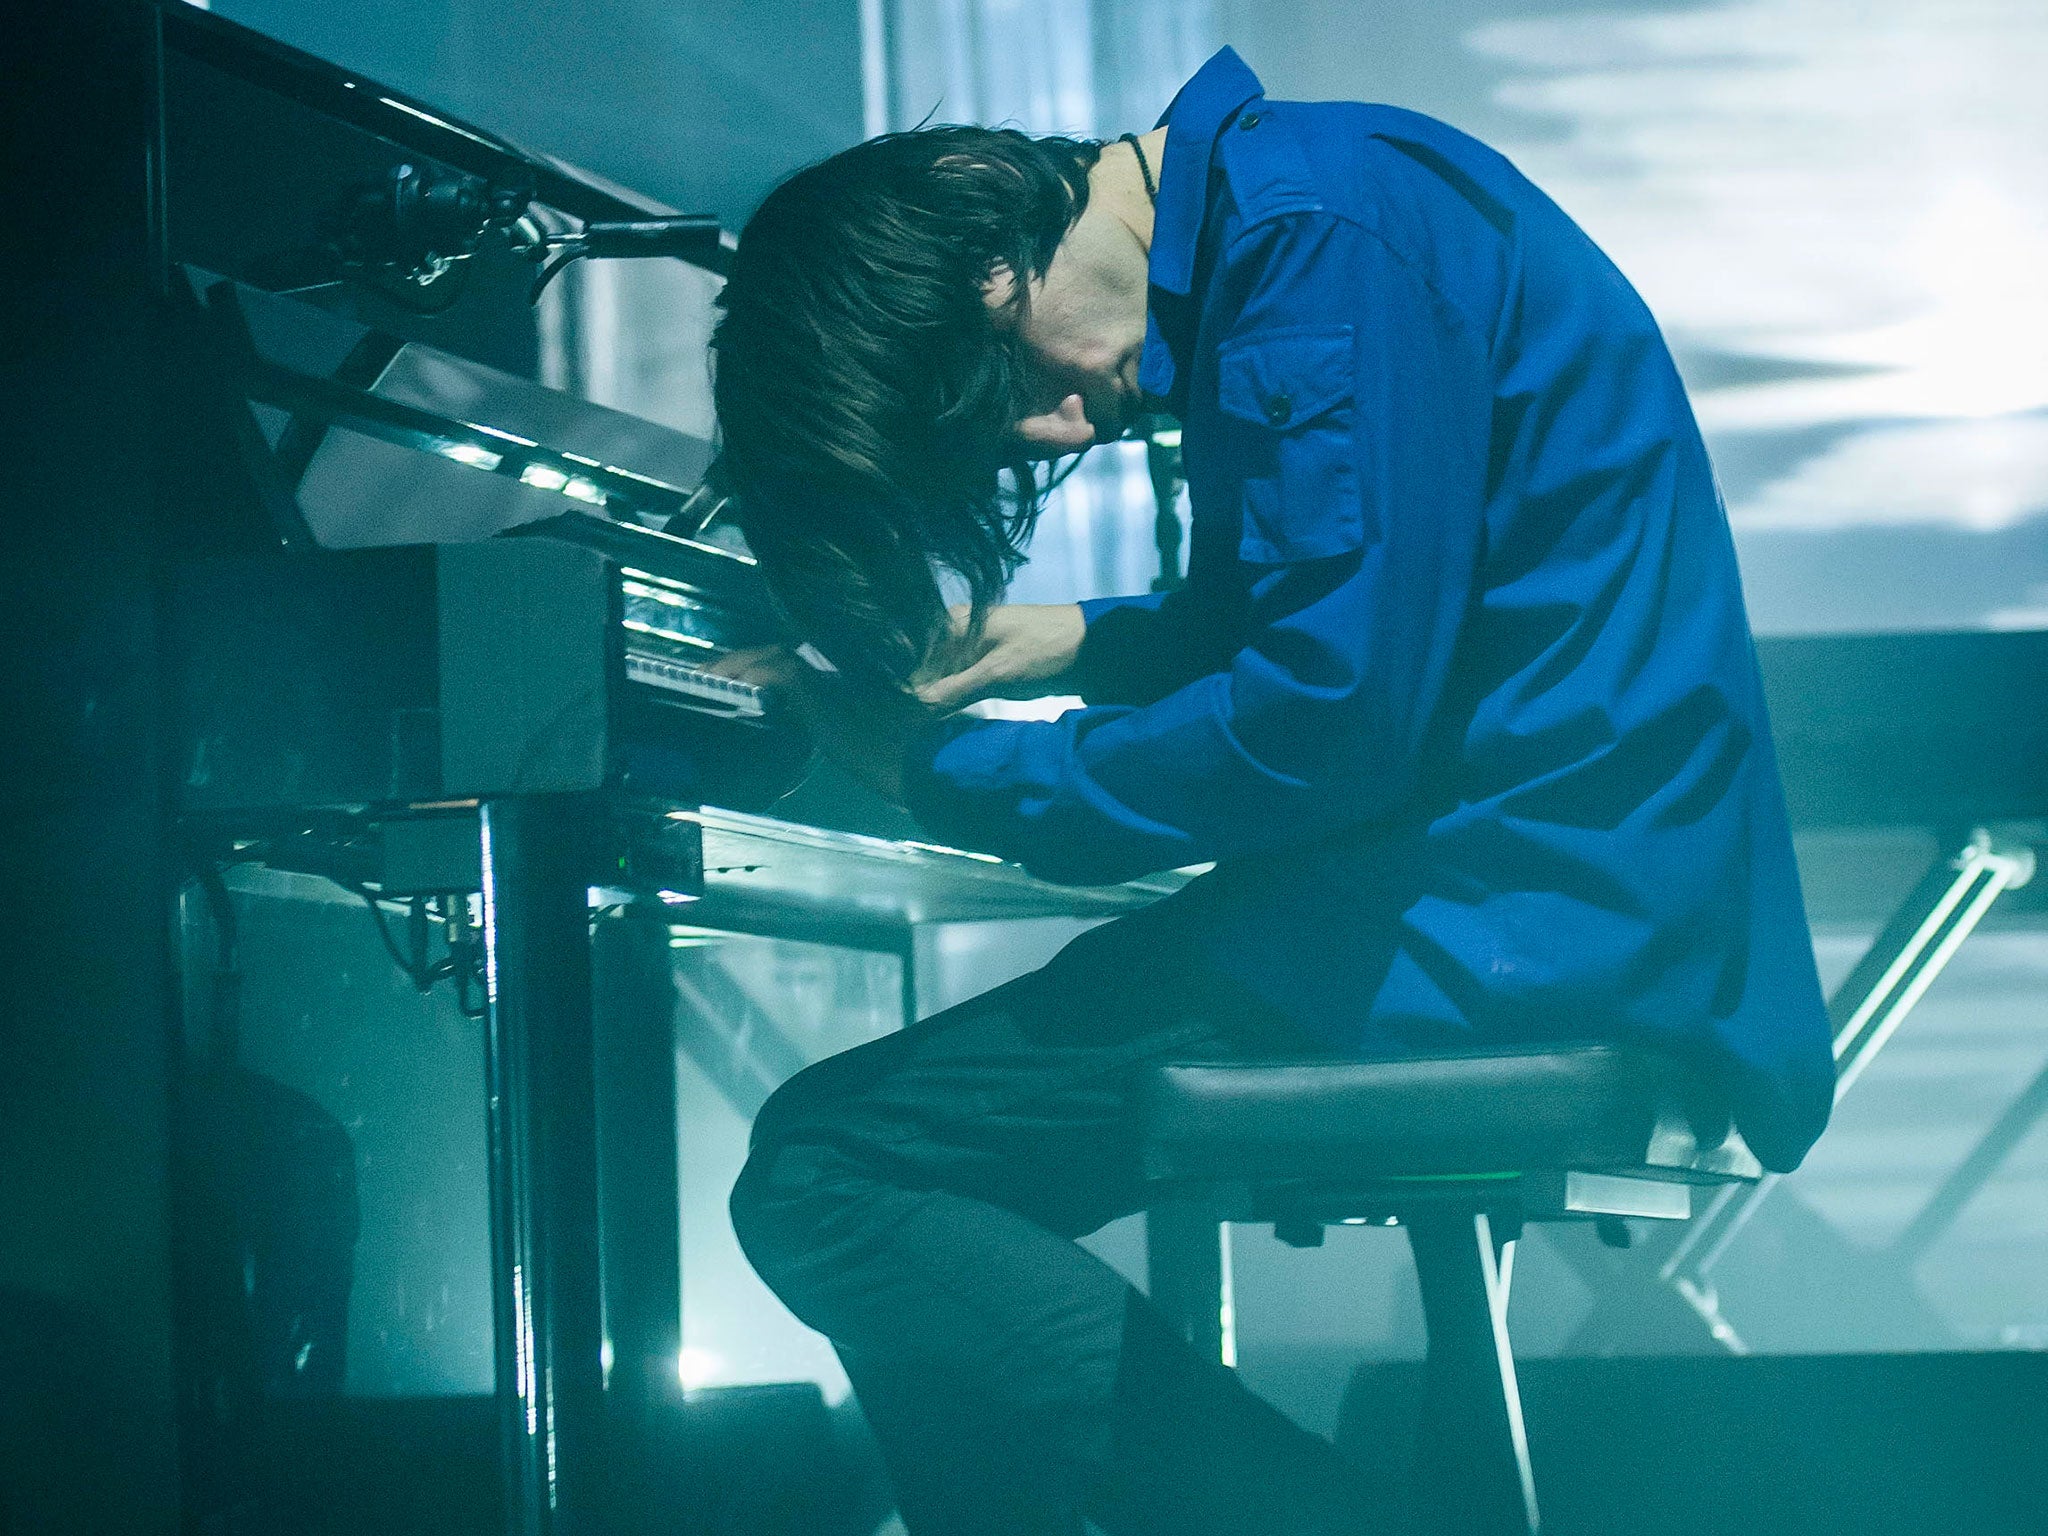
[{"x1": 982, "y1": 261, "x2": 1021, "y2": 319}]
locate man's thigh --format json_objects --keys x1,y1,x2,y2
[{"x1": 745, "y1": 924, "x2": 1314, "y2": 1240}]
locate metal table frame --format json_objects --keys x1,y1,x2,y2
[{"x1": 474, "y1": 798, "x2": 1182, "y2": 1533}]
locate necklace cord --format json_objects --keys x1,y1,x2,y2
[{"x1": 1117, "y1": 131, "x2": 1158, "y2": 205}]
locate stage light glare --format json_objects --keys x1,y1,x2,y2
[
  {"x1": 677, "y1": 1346, "x2": 723, "y2": 1390},
  {"x1": 519, "y1": 463, "x2": 569, "y2": 492},
  {"x1": 440, "y1": 440, "x2": 503, "y2": 471}
]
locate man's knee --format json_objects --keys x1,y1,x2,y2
[
  {"x1": 728, "y1": 1126, "x2": 871, "y2": 1321},
  {"x1": 731, "y1": 1040, "x2": 917, "y2": 1314},
  {"x1": 728, "y1": 1133, "x2": 807, "y2": 1287}
]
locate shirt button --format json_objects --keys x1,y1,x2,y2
[
  {"x1": 1265, "y1": 392, "x2": 1292, "y2": 425},
  {"x1": 1238, "y1": 111, "x2": 1262, "y2": 130}
]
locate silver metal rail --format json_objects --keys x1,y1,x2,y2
[{"x1": 1661, "y1": 828, "x2": 2036, "y2": 1349}]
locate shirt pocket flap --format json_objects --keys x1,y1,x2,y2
[
  {"x1": 1212, "y1": 325, "x2": 1364, "y2": 564},
  {"x1": 1216, "y1": 325, "x2": 1355, "y2": 431}
]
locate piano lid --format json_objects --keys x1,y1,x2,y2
[
  {"x1": 201, "y1": 271, "x2": 745, "y2": 569},
  {"x1": 161, "y1": 1, "x2": 730, "y2": 274}
]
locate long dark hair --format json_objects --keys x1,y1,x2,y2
[{"x1": 710, "y1": 126, "x2": 1101, "y2": 687}]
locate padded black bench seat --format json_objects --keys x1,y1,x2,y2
[{"x1": 1142, "y1": 1041, "x2": 1762, "y2": 1190}]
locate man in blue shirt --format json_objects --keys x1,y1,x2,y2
[{"x1": 715, "y1": 47, "x2": 1834, "y2": 1535}]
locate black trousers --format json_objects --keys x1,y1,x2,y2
[{"x1": 728, "y1": 923, "x2": 1374, "y2": 1535}]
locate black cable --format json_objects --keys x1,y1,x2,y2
[
  {"x1": 435, "y1": 894, "x2": 489, "y2": 1019},
  {"x1": 351, "y1": 887, "x2": 490, "y2": 1018},
  {"x1": 345, "y1": 883, "x2": 443, "y2": 993},
  {"x1": 208, "y1": 826, "x2": 488, "y2": 1020},
  {"x1": 528, "y1": 246, "x2": 582, "y2": 303}
]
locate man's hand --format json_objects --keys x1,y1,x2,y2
[{"x1": 916, "y1": 604, "x2": 1086, "y2": 712}]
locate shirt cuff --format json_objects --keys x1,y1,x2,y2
[
  {"x1": 1066, "y1": 591, "x2": 1163, "y2": 704},
  {"x1": 1077, "y1": 591, "x2": 1169, "y2": 625}
]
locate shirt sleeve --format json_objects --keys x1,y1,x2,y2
[
  {"x1": 903, "y1": 211, "x2": 1492, "y2": 885},
  {"x1": 1069, "y1": 589, "x2": 1242, "y2": 708}
]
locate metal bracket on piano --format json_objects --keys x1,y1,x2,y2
[
  {"x1": 526, "y1": 214, "x2": 726, "y2": 301},
  {"x1": 1659, "y1": 827, "x2": 2037, "y2": 1349}
]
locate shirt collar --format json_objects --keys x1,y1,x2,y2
[
  {"x1": 1138, "y1": 48, "x2": 1264, "y2": 401},
  {"x1": 1148, "y1": 47, "x2": 1264, "y2": 298}
]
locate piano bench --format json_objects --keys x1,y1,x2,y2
[{"x1": 1137, "y1": 1043, "x2": 1762, "y2": 1536}]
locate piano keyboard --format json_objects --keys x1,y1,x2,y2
[{"x1": 623, "y1": 647, "x2": 768, "y2": 720}]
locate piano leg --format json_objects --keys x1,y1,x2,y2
[
  {"x1": 592, "y1": 911, "x2": 687, "y2": 1520},
  {"x1": 479, "y1": 794, "x2": 609, "y2": 1535}
]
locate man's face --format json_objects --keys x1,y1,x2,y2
[{"x1": 986, "y1": 198, "x2": 1152, "y2": 459}]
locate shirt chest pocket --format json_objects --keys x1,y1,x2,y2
[{"x1": 1213, "y1": 324, "x2": 1364, "y2": 566}]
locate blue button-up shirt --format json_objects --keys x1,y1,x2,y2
[{"x1": 903, "y1": 49, "x2": 1834, "y2": 1171}]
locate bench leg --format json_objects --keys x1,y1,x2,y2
[
  {"x1": 1145, "y1": 1201, "x2": 1231, "y2": 1365},
  {"x1": 1405, "y1": 1210, "x2": 1540, "y2": 1536}
]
